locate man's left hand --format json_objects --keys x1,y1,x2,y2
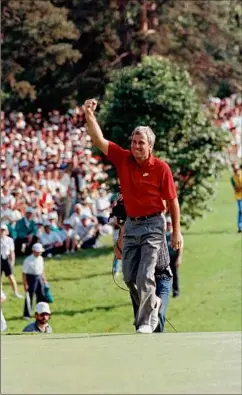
[{"x1": 171, "y1": 231, "x2": 182, "y2": 250}]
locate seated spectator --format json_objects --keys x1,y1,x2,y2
[
  {"x1": 38, "y1": 222, "x2": 63, "y2": 257},
  {"x1": 15, "y1": 207, "x2": 37, "y2": 255},
  {"x1": 95, "y1": 188, "x2": 112, "y2": 225},
  {"x1": 77, "y1": 215, "x2": 100, "y2": 249},
  {"x1": 22, "y1": 243, "x2": 48, "y2": 319},
  {"x1": 23, "y1": 302, "x2": 52, "y2": 333},
  {"x1": 61, "y1": 219, "x2": 79, "y2": 254}
]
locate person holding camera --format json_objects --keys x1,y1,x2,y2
[{"x1": 83, "y1": 99, "x2": 181, "y2": 334}]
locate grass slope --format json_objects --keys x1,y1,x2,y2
[{"x1": 2, "y1": 172, "x2": 241, "y2": 334}]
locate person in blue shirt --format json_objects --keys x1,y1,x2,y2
[
  {"x1": 23, "y1": 302, "x2": 52, "y2": 333},
  {"x1": 166, "y1": 216, "x2": 183, "y2": 298}
]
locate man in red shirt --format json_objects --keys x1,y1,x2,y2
[{"x1": 83, "y1": 99, "x2": 182, "y2": 334}]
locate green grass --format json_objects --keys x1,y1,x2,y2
[{"x1": 2, "y1": 172, "x2": 241, "y2": 334}]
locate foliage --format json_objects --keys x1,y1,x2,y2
[
  {"x1": 1, "y1": 0, "x2": 81, "y2": 112},
  {"x1": 98, "y1": 56, "x2": 229, "y2": 226},
  {"x1": 2, "y1": 0, "x2": 241, "y2": 110}
]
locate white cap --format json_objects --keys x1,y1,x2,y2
[
  {"x1": 39, "y1": 179, "x2": 47, "y2": 186},
  {"x1": 35, "y1": 302, "x2": 51, "y2": 315},
  {"x1": 43, "y1": 221, "x2": 51, "y2": 227},
  {"x1": 84, "y1": 149, "x2": 92, "y2": 155},
  {"x1": 26, "y1": 207, "x2": 34, "y2": 214},
  {"x1": 32, "y1": 243, "x2": 44, "y2": 253},
  {"x1": 48, "y1": 212, "x2": 57, "y2": 220},
  {"x1": 1, "y1": 224, "x2": 8, "y2": 231},
  {"x1": 19, "y1": 160, "x2": 29, "y2": 168},
  {"x1": 27, "y1": 186, "x2": 36, "y2": 192},
  {"x1": 63, "y1": 219, "x2": 72, "y2": 226}
]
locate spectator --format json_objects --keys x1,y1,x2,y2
[
  {"x1": 61, "y1": 219, "x2": 79, "y2": 254},
  {"x1": 23, "y1": 302, "x2": 52, "y2": 333},
  {"x1": 38, "y1": 222, "x2": 63, "y2": 257},
  {"x1": 15, "y1": 207, "x2": 37, "y2": 255},
  {"x1": 95, "y1": 188, "x2": 112, "y2": 225},
  {"x1": 78, "y1": 215, "x2": 100, "y2": 249},
  {"x1": 231, "y1": 163, "x2": 242, "y2": 233},
  {"x1": 166, "y1": 217, "x2": 184, "y2": 298},
  {"x1": 1, "y1": 288, "x2": 7, "y2": 332},
  {"x1": 22, "y1": 243, "x2": 48, "y2": 319},
  {"x1": 0, "y1": 223, "x2": 22, "y2": 298}
]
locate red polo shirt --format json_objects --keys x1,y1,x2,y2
[{"x1": 107, "y1": 141, "x2": 177, "y2": 217}]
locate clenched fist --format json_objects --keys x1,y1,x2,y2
[{"x1": 82, "y1": 98, "x2": 97, "y2": 119}]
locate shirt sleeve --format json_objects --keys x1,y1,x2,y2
[
  {"x1": 106, "y1": 141, "x2": 128, "y2": 168},
  {"x1": 22, "y1": 257, "x2": 29, "y2": 273},
  {"x1": 160, "y1": 162, "x2": 177, "y2": 200}
]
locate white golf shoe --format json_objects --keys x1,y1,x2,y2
[{"x1": 136, "y1": 325, "x2": 153, "y2": 334}]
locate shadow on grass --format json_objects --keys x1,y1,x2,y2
[
  {"x1": 3, "y1": 271, "x2": 112, "y2": 287},
  {"x1": 183, "y1": 230, "x2": 233, "y2": 235},
  {"x1": 6, "y1": 302, "x2": 130, "y2": 321},
  {"x1": 14, "y1": 245, "x2": 114, "y2": 266}
]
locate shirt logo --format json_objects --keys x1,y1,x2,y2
[{"x1": 143, "y1": 173, "x2": 149, "y2": 177}]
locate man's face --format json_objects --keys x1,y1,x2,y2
[
  {"x1": 35, "y1": 312, "x2": 50, "y2": 325},
  {"x1": 25, "y1": 212, "x2": 33, "y2": 220},
  {"x1": 131, "y1": 132, "x2": 151, "y2": 161}
]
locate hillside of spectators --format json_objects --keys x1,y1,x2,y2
[{"x1": 1, "y1": 106, "x2": 115, "y2": 257}]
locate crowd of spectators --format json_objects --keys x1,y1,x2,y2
[
  {"x1": 1, "y1": 94, "x2": 241, "y2": 258},
  {"x1": 1, "y1": 106, "x2": 116, "y2": 258},
  {"x1": 208, "y1": 93, "x2": 241, "y2": 164}
]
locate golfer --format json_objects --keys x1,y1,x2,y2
[{"x1": 83, "y1": 99, "x2": 181, "y2": 334}]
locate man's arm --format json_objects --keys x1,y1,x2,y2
[
  {"x1": 10, "y1": 250, "x2": 15, "y2": 266},
  {"x1": 82, "y1": 99, "x2": 109, "y2": 155},
  {"x1": 167, "y1": 198, "x2": 182, "y2": 250}
]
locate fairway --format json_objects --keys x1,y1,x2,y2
[
  {"x1": 1, "y1": 332, "x2": 241, "y2": 394},
  {"x1": 2, "y1": 171, "x2": 241, "y2": 334}
]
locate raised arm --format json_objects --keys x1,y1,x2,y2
[{"x1": 82, "y1": 99, "x2": 109, "y2": 155}]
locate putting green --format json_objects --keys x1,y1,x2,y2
[{"x1": 1, "y1": 332, "x2": 241, "y2": 394}]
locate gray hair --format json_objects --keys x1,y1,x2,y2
[{"x1": 131, "y1": 126, "x2": 156, "y2": 149}]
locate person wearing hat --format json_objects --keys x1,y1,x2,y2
[
  {"x1": 38, "y1": 222, "x2": 63, "y2": 257},
  {"x1": 23, "y1": 302, "x2": 52, "y2": 333},
  {"x1": 0, "y1": 224, "x2": 23, "y2": 298},
  {"x1": 166, "y1": 216, "x2": 183, "y2": 298},
  {"x1": 61, "y1": 219, "x2": 79, "y2": 254},
  {"x1": 15, "y1": 207, "x2": 38, "y2": 256},
  {"x1": 22, "y1": 243, "x2": 48, "y2": 319}
]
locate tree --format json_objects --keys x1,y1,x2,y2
[
  {"x1": 98, "y1": 56, "x2": 229, "y2": 227},
  {"x1": 1, "y1": 0, "x2": 81, "y2": 112}
]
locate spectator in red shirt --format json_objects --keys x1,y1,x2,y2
[{"x1": 83, "y1": 98, "x2": 182, "y2": 334}]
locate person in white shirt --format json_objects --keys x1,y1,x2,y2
[
  {"x1": 59, "y1": 219, "x2": 79, "y2": 254},
  {"x1": 38, "y1": 222, "x2": 63, "y2": 257},
  {"x1": 1, "y1": 288, "x2": 7, "y2": 332},
  {"x1": 22, "y1": 243, "x2": 48, "y2": 319},
  {"x1": 95, "y1": 189, "x2": 111, "y2": 225},
  {"x1": 0, "y1": 224, "x2": 22, "y2": 298}
]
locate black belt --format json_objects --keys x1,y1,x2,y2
[{"x1": 129, "y1": 212, "x2": 161, "y2": 222}]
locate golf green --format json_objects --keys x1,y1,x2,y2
[{"x1": 1, "y1": 331, "x2": 241, "y2": 394}]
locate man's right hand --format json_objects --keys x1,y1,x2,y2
[
  {"x1": 82, "y1": 99, "x2": 97, "y2": 118},
  {"x1": 24, "y1": 284, "x2": 29, "y2": 292}
]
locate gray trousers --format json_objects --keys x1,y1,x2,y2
[{"x1": 122, "y1": 215, "x2": 166, "y2": 327}]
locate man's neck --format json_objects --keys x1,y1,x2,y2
[{"x1": 37, "y1": 322, "x2": 48, "y2": 332}]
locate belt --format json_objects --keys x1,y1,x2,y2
[{"x1": 129, "y1": 212, "x2": 161, "y2": 222}]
